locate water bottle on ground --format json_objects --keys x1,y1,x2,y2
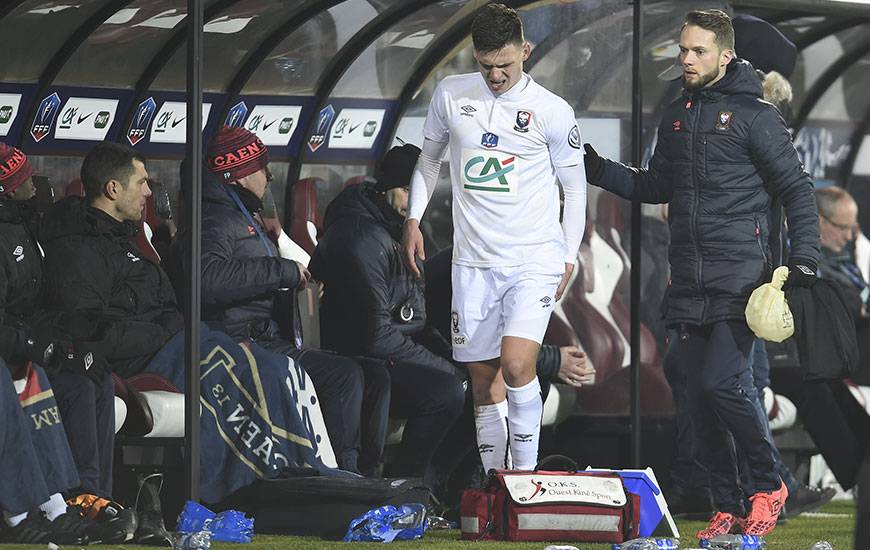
[
  {"x1": 172, "y1": 530, "x2": 211, "y2": 550},
  {"x1": 701, "y1": 534, "x2": 765, "y2": 549},
  {"x1": 544, "y1": 546, "x2": 580, "y2": 550},
  {"x1": 613, "y1": 538, "x2": 680, "y2": 550},
  {"x1": 812, "y1": 542, "x2": 833, "y2": 550}
]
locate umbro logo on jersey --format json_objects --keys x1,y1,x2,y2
[{"x1": 460, "y1": 105, "x2": 477, "y2": 116}]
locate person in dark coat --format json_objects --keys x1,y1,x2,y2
[
  {"x1": 583, "y1": 10, "x2": 819, "y2": 538},
  {"x1": 773, "y1": 186, "x2": 870, "y2": 497},
  {"x1": 39, "y1": 142, "x2": 184, "y2": 520},
  {"x1": 0, "y1": 144, "x2": 101, "y2": 545},
  {"x1": 191, "y1": 126, "x2": 385, "y2": 475},
  {"x1": 310, "y1": 144, "x2": 466, "y2": 483}
]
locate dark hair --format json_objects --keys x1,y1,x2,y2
[
  {"x1": 80, "y1": 141, "x2": 145, "y2": 200},
  {"x1": 684, "y1": 9, "x2": 735, "y2": 51},
  {"x1": 471, "y1": 3, "x2": 524, "y2": 53}
]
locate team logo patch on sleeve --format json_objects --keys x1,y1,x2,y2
[
  {"x1": 715, "y1": 111, "x2": 733, "y2": 130},
  {"x1": 568, "y1": 125, "x2": 581, "y2": 149},
  {"x1": 513, "y1": 110, "x2": 532, "y2": 133}
]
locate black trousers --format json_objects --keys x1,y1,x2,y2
[
  {"x1": 49, "y1": 371, "x2": 115, "y2": 498},
  {"x1": 672, "y1": 321, "x2": 780, "y2": 514},
  {"x1": 774, "y1": 371, "x2": 870, "y2": 490},
  {"x1": 262, "y1": 340, "x2": 380, "y2": 474},
  {"x1": 0, "y1": 365, "x2": 49, "y2": 514},
  {"x1": 376, "y1": 359, "x2": 465, "y2": 485}
]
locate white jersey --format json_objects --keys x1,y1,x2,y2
[{"x1": 423, "y1": 72, "x2": 583, "y2": 267}]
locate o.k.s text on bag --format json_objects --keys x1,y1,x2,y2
[{"x1": 460, "y1": 470, "x2": 640, "y2": 543}]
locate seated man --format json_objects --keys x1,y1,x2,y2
[
  {"x1": 0, "y1": 364, "x2": 90, "y2": 544},
  {"x1": 311, "y1": 145, "x2": 593, "y2": 483},
  {"x1": 190, "y1": 126, "x2": 385, "y2": 474},
  {"x1": 311, "y1": 144, "x2": 466, "y2": 482},
  {"x1": 0, "y1": 143, "x2": 139, "y2": 543}
]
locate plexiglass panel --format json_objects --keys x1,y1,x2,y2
[
  {"x1": 0, "y1": 0, "x2": 109, "y2": 83},
  {"x1": 55, "y1": 0, "x2": 188, "y2": 89},
  {"x1": 148, "y1": 0, "x2": 313, "y2": 93},
  {"x1": 240, "y1": 0, "x2": 381, "y2": 95},
  {"x1": 331, "y1": 1, "x2": 481, "y2": 99}
]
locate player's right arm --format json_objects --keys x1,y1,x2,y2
[
  {"x1": 403, "y1": 138, "x2": 447, "y2": 277},
  {"x1": 403, "y1": 80, "x2": 451, "y2": 278}
]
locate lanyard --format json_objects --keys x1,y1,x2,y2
[{"x1": 224, "y1": 185, "x2": 274, "y2": 258}]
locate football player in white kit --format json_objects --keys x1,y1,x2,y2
[{"x1": 402, "y1": 3, "x2": 588, "y2": 472}]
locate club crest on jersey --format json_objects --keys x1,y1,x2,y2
[
  {"x1": 715, "y1": 111, "x2": 733, "y2": 130},
  {"x1": 481, "y1": 132, "x2": 499, "y2": 149},
  {"x1": 514, "y1": 110, "x2": 532, "y2": 133}
]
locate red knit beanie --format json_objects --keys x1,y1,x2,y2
[
  {"x1": 206, "y1": 126, "x2": 269, "y2": 182},
  {"x1": 0, "y1": 142, "x2": 33, "y2": 196}
]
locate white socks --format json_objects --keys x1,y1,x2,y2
[
  {"x1": 4, "y1": 511, "x2": 27, "y2": 527},
  {"x1": 474, "y1": 400, "x2": 510, "y2": 473},
  {"x1": 506, "y1": 378, "x2": 543, "y2": 471},
  {"x1": 3, "y1": 493, "x2": 67, "y2": 528},
  {"x1": 40, "y1": 493, "x2": 67, "y2": 521}
]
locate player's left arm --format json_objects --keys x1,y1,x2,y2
[{"x1": 548, "y1": 102, "x2": 587, "y2": 300}]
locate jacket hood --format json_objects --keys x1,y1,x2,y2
[
  {"x1": 39, "y1": 196, "x2": 136, "y2": 243},
  {"x1": 689, "y1": 58, "x2": 763, "y2": 100},
  {"x1": 323, "y1": 182, "x2": 404, "y2": 239}
]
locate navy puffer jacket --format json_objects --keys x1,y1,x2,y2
[
  {"x1": 189, "y1": 171, "x2": 301, "y2": 342},
  {"x1": 591, "y1": 59, "x2": 819, "y2": 325}
]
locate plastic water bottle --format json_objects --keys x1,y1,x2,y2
[
  {"x1": 545, "y1": 546, "x2": 580, "y2": 550},
  {"x1": 811, "y1": 543, "x2": 833, "y2": 550},
  {"x1": 701, "y1": 534, "x2": 765, "y2": 549},
  {"x1": 612, "y1": 538, "x2": 679, "y2": 550},
  {"x1": 172, "y1": 531, "x2": 211, "y2": 550}
]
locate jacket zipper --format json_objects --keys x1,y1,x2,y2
[
  {"x1": 755, "y1": 218, "x2": 767, "y2": 265},
  {"x1": 690, "y1": 96, "x2": 706, "y2": 319}
]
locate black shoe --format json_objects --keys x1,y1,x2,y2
[
  {"x1": 0, "y1": 512, "x2": 52, "y2": 544},
  {"x1": 68, "y1": 503, "x2": 138, "y2": 544},
  {"x1": 668, "y1": 490, "x2": 715, "y2": 520},
  {"x1": 782, "y1": 485, "x2": 837, "y2": 519},
  {"x1": 133, "y1": 473, "x2": 172, "y2": 546},
  {"x1": 46, "y1": 510, "x2": 92, "y2": 545}
]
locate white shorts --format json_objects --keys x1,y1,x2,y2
[{"x1": 450, "y1": 261, "x2": 563, "y2": 363}]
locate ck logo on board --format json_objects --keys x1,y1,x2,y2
[
  {"x1": 514, "y1": 110, "x2": 532, "y2": 133},
  {"x1": 480, "y1": 132, "x2": 499, "y2": 149},
  {"x1": 30, "y1": 92, "x2": 61, "y2": 142},
  {"x1": 0, "y1": 106, "x2": 13, "y2": 124},
  {"x1": 127, "y1": 97, "x2": 157, "y2": 146}
]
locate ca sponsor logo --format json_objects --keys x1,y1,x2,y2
[{"x1": 463, "y1": 154, "x2": 515, "y2": 193}]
